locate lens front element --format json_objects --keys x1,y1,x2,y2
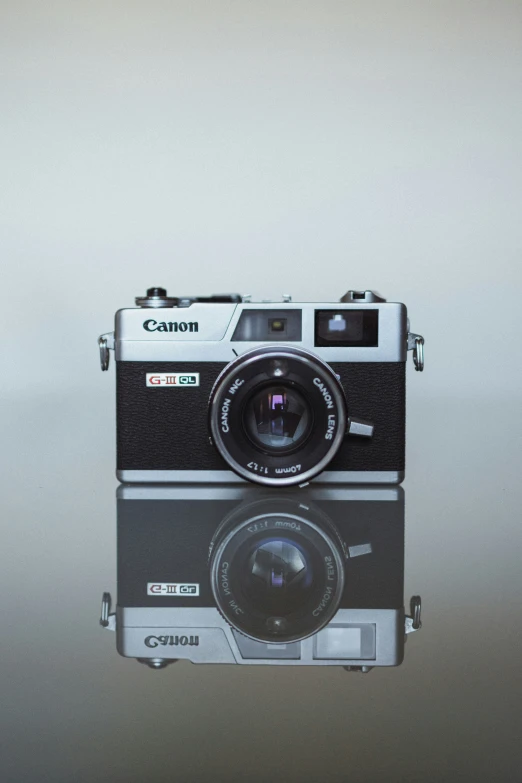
[
  {"x1": 244, "y1": 538, "x2": 312, "y2": 615},
  {"x1": 243, "y1": 384, "x2": 313, "y2": 454}
]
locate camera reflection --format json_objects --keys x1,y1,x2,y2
[{"x1": 100, "y1": 484, "x2": 421, "y2": 672}]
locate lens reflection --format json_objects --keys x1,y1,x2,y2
[
  {"x1": 210, "y1": 500, "x2": 346, "y2": 643},
  {"x1": 243, "y1": 537, "x2": 313, "y2": 616},
  {"x1": 243, "y1": 385, "x2": 312, "y2": 452}
]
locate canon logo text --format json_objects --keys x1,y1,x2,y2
[
  {"x1": 143, "y1": 319, "x2": 198, "y2": 333},
  {"x1": 145, "y1": 635, "x2": 200, "y2": 648}
]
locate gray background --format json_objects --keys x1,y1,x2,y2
[{"x1": 1, "y1": 1, "x2": 521, "y2": 781}]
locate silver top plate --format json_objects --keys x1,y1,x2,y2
[{"x1": 113, "y1": 301, "x2": 407, "y2": 362}]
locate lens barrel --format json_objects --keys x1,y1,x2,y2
[
  {"x1": 209, "y1": 498, "x2": 346, "y2": 644},
  {"x1": 208, "y1": 346, "x2": 347, "y2": 486}
]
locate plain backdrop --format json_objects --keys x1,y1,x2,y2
[
  {"x1": 1, "y1": 0, "x2": 522, "y2": 403},
  {"x1": 1, "y1": 2, "x2": 522, "y2": 782}
]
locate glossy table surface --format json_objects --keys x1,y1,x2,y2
[{"x1": 3, "y1": 394, "x2": 521, "y2": 783}]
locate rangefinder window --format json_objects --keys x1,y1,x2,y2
[
  {"x1": 231, "y1": 310, "x2": 302, "y2": 341},
  {"x1": 269, "y1": 318, "x2": 286, "y2": 333},
  {"x1": 315, "y1": 309, "x2": 379, "y2": 347}
]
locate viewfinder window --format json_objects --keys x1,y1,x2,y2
[{"x1": 314, "y1": 309, "x2": 378, "y2": 347}]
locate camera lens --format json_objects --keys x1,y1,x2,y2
[
  {"x1": 242, "y1": 384, "x2": 313, "y2": 454},
  {"x1": 208, "y1": 346, "x2": 347, "y2": 486},
  {"x1": 210, "y1": 498, "x2": 345, "y2": 644},
  {"x1": 242, "y1": 538, "x2": 313, "y2": 614}
]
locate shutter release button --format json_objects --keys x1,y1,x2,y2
[{"x1": 135, "y1": 287, "x2": 179, "y2": 308}]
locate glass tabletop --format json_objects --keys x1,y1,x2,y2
[{"x1": 2, "y1": 394, "x2": 521, "y2": 783}]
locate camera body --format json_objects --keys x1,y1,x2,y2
[
  {"x1": 99, "y1": 289, "x2": 424, "y2": 486},
  {"x1": 100, "y1": 484, "x2": 421, "y2": 670}
]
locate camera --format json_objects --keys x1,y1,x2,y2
[
  {"x1": 99, "y1": 288, "x2": 424, "y2": 486},
  {"x1": 100, "y1": 484, "x2": 422, "y2": 670}
]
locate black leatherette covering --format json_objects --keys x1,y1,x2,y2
[{"x1": 116, "y1": 361, "x2": 406, "y2": 472}]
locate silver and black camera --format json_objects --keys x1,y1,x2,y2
[
  {"x1": 99, "y1": 288, "x2": 424, "y2": 486},
  {"x1": 100, "y1": 484, "x2": 421, "y2": 670}
]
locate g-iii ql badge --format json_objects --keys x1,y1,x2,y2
[
  {"x1": 147, "y1": 582, "x2": 200, "y2": 595},
  {"x1": 146, "y1": 374, "x2": 200, "y2": 387}
]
